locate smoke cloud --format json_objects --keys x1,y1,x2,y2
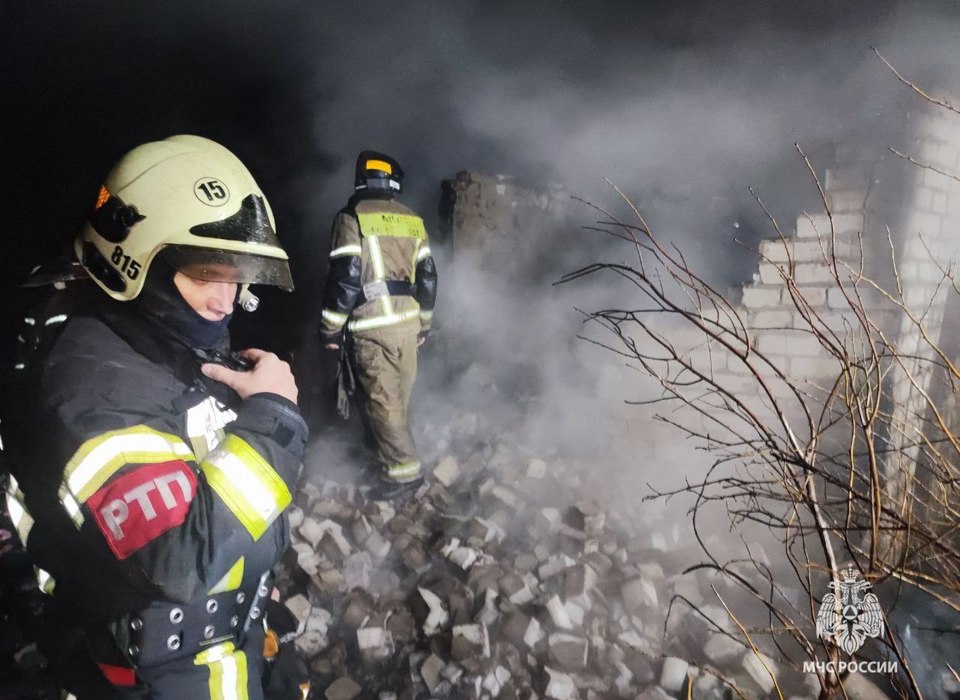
[{"x1": 4, "y1": 1, "x2": 960, "y2": 499}]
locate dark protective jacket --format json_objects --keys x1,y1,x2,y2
[
  {"x1": 3, "y1": 293, "x2": 308, "y2": 699},
  {"x1": 319, "y1": 194, "x2": 437, "y2": 341}
]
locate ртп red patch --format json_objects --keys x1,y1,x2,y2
[{"x1": 87, "y1": 460, "x2": 197, "y2": 560}]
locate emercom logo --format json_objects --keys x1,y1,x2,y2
[
  {"x1": 815, "y1": 566, "x2": 884, "y2": 655},
  {"x1": 802, "y1": 660, "x2": 900, "y2": 674}
]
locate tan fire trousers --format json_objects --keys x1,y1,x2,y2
[{"x1": 350, "y1": 320, "x2": 421, "y2": 482}]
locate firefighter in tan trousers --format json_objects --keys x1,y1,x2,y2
[{"x1": 320, "y1": 151, "x2": 438, "y2": 500}]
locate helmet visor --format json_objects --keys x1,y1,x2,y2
[{"x1": 162, "y1": 246, "x2": 294, "y2": 290}]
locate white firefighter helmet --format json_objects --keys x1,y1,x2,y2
[{"x1": 76, "y1": 134, "x2": 293, "y2": 301}]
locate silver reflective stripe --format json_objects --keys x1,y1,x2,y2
[
  {"x1": 5, "y1": 485, "x2": 33, "y2": 543},
  {"x1": 417, "y1": 245, "x2": 432, "y2": 262},
  {"x1": 186, "y1": 396, "x2": 237, "y2": 461},
  {"x1": 44, "y1": 314, "x2": 68, "y2": 326},
  {"x1": 23, "y1": 317, "x2": 35, "y2": 326},
  {"x1": 420, "y1": 310, "x2": 434, "y2": 321},
  {"x1": 37, "y1": 568, "x2": 54, "y2": 594},
  {"x1": 321, "y1": 309, "x2": 348, "y2": 328},
  {"x1": 59, "y1": 486, "x2": 84, "y2": 528},
  {"x1": 329, "y1": 244, "x2": 362, "y2": 259},
  {"x1": 366, "y1": 236, "x2": 393, "y2": 317},
  {"x1": 367, "y1": 236, "x2": 386, "y2": 281},
  {"x1": 348, "y1": 308, "x2": 420, "y2": 332}
]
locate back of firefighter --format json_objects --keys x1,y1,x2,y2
[
  {"x1": 319, "y1": 151, "x2": 438, "y2": 499},
  {"x1": 1, "y1": 135, "x2": 308, "y2": 699}
]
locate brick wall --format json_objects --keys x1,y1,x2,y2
[{"x1": 439, "y1": 104, "x2": 960, "y2": 466}]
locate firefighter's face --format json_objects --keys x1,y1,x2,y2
[{"x1": 173, "y1": 266, "x2": 238, "y2": 322}]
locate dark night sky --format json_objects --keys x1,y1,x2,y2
[{"x1": 2, "y1": 1, "x2": 959, "y2": 351}]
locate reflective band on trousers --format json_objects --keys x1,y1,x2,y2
[
  {"x1": 387, "y1": 461, "x2": 421, "y2": 481},
  {"x1": 321, "y1": 309, "x2": 348, "y2": 328},
  {"x1": 201, "y1": 435, "x2": 291, "y2": 540},
  {"x1": 64, "y1": 426, "x2": 194, "y2": 503},
  {"x1": 348, "y1": 308, "x2": 420, "y2": 332},
  {"x1": 194, "y1": 642, "x2": 249, "y2": 700},
  {"x1": 329, "y1": 244, "x2": 362, "y2": 259}
]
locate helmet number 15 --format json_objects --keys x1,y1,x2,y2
[
  {"x1": 196, "y1": 179, "x2": 228, "y2": 202},
  {"x1": 111, "y1": 245, "x2": 142, "y2": 280}
]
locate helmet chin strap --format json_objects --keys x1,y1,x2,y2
[{"x1": 239, "y1": 284, "x2": 259, "y2": 312}]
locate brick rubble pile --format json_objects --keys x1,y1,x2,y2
[{"x1": 277, "y1": 434, "x2": 817, "y2": 699}]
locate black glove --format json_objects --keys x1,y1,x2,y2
[
  {"x1": 321, "y1": 327, "x2": 344, "y2": 351},
  {"x1": 262, "y1": 600, "x2": 309, "y2": 700}
]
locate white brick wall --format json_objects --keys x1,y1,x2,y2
[
  {"x1": 795, "y1": 213, "x2": 863, "y2": 238},
  {"x1": 824, "y1": 167, "x2": 872, "y2": 192},
  {"x1": 793, "y1": 264, "x2": 836, "y2": 285},
  {"x1": 828, "y1": 190, "x2": 865, "y2": 212},
  {"x1": 758, "y1": 239, "x2": 791, "y2": 263},
  {"x1": 742, "y1": 286, "x2": 781, "y2": 308},
  {"x1": 751, "y1": 310, "x2": 792, "y2": 328},
  {"x1": 758, "y1": 262, "x2": 786, "y2": 285},
  {"x1": 789, "y1": 356, "x2": 836, "y2": 381},
  {"x1": 612, "y1": 105, "x2": 960, "y2": 465}
]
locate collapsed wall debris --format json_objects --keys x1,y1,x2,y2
[
  {"x1": 286, "y1": 107, "x2": 960, "y2": 696},
  {"x1": 279, "y1": 429, "x2": 824, "y2": 699}
]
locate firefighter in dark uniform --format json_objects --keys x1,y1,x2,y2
[
  {"x1": 1, "y1": 135, "x2": 308, "y2": 699},
  {"x1": 319, "y1": 151, "x2": 438, "y2": 499}
]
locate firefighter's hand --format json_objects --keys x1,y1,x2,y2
[{"x1": 202, "y1": 348, "x2": 299, "y2": 404}]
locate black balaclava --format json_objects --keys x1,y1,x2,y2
[{"x1": 134, "y1": 253, "x2": 233, "y2": 351}]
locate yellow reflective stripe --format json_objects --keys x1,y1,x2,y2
[
  {"x1": 195, "y1": 642, "x2": 248, "y2": 700},
  {"x1": 419, "y1": 310, "x2": 433, "y2": 321},
  {"x1": 65, "y1": 426, "x2": 194, "y2": 502},
  {"x1": 329, "y1": 244, "x2": 362, "y2": 259},
  {"x1": 357, "y1": 212, "x2": 426, "y2": 239},
  {"x1": 321, "y1": 309, "x2": 348, "y2": 328},
  {"x1": 387, "y1": 461, "x2": 421, "y2": 480},
  {"x1": 417, "y1": 245, "x2": 432, "y2": 262},
  {"x1": 348, "y1": 308, "x2": 420, "y2": 332},
  {"x1": 201, "y1": 435, "x2": 291, "y2": 541},
  {"x1": 208, "y1": 557, "x2": 245, "y2": 595}
]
